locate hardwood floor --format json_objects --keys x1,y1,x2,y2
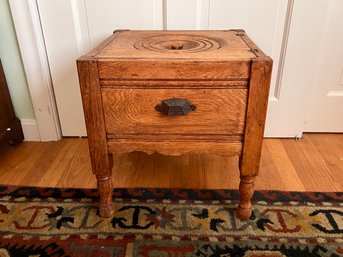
[{"x1": 0, "y1": 134, "x2": 342, "y2": 191}]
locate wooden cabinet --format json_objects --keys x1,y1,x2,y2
[
  {"x1": 77, "y1": 30, "x2": 272, "y2": 221},
  {"x1": 0, "y1": 59, "x2": 24, "y2": 147}
]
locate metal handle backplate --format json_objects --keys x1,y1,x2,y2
[{"x1": 155, "y1": 98, "x2": 196, "y2": 116}]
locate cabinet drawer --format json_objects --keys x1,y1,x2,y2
[{"x1": 101, "y1": 88, "x2": 248, "y2": 135}]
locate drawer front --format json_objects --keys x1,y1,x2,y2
[{"x1": 101, "y1": 88, "x2": 247, "y2": 135}]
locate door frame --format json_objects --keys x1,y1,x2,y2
[{"x1": 9, "y1": 0, "x2": 61, "y2": 141}]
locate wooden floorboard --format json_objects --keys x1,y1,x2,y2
[{"x1": 0, "y1": 134, "x2": 342, "y2": 191}]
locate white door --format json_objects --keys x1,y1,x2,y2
[
  {"x1": 37, "y1": 0, "x2": 165, "y2": 136},
  {"x1": 304, "y1": 0, "x2": 343, "y2": 132},
  {"x1": 36, "y1": 0, "x2": 342, "y2": 137}
]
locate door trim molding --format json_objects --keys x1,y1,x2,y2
[
  {"x1": 273, "y1": 0, "x2": 294, "y2": 100},
  {"x1": 9, "y1": 0, "x2": 61, "y2": 141}
]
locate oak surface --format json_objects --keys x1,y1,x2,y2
[
  {"x1": 107, "y1": 140, "x2": 242, "y2": 157},
  {"x1": 0, "y1": 134, "x2": 342, "y2": 191},
  {"x1": 237, "y1": 58, "x2": 272, "y2": 220},
  {"x1": 102, "y1": 88, "x2": 248, "y2": 135},
  {"x1": 77, "y1": 30, "x2": 272, "y2": 220},
  {"x1": 98, "y1": 60, "x2": 251, "y2": 80},
  {"x1": 240, "y1": 59, "x2": 272, "y2": 177},
  {"x1": 77, "y1": 59, "x2": 113, "y2": 217},
  {"x1": 96, "y1": 30, "x2": 256, "y2": 59}
]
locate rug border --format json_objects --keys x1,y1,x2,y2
[{"x1": 0, "y1": 185, "x2": 342, "y2": 203}]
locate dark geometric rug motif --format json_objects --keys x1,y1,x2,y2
[{"x1": 0, "y1": 185, "x2": 342, "y2": 257}]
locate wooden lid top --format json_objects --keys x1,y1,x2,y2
[{"x1": 94, "y1": 30, "x2": 258, "y2": 60}]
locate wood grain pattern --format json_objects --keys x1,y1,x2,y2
[
  {"x1": 261, "y1": 139, "x2": 305, "y2": 191},
  {"x1": 237, "y1": 31, "x2": 267, "y2": 58},
  {"x1": 0, "y1": 134, "x2": 342, "y2": 191},
  {"x1": 86, "y1": 32, "x2": 119, "y2": 57},
  {"x1": 100, "y1": 79, "x2": 249, "y2": 88},
  {"x1": 77, "y1": 58, "x2": 110, "y2": 175},
  {"x1": 240, "y1": 58, "x2": 273, "y2": 176},
  {"x1": 236, "y1": 176, "x2": 255, "y2": 220},
  {"x1": 106, "y1": 134, "x2": 243, "y2": 142},
  {"x1": 107, "y1": 140, "x2": 242, "y2": 157},
  {"x1": 98, "y1": 60, "x2": 251, "y2": 80},
  {"x1": 282, "y1": 135, "x2": 343, "y2": 192},
  {"x1": 95, "y1": 30, "x2": 256, "y2": 60},
  {"x1": 36, "y1": 138, "x2": 86, "y2": 187},
  {"x1": 77, "y1": 58, "x2": 113, "y2": 217},
  {"x1": 101, "y1": 88, "x2": 248, "y2": 135},
  {"x1": 96, "y1": 175, "x2": 113, "y2": 217},
  {"x1": 238, "y1": 58, "x2": 272, "y2": 220},
  {"x1": 77, "y1": 30, "x2": 272, "y2": 220}
]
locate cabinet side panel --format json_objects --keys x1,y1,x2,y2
[
  {"x1": 77, "y1": 58, "x2": 110, "y2": 175},
  {"x1": 240, "y1": 58, "x2": 272, "y2": 176}
]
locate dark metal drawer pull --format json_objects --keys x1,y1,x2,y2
[{"x1": 155, "y1": 98, "x2": 196, "y2": 116}]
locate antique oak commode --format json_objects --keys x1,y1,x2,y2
[{"x1": 77, "y1": 30, "x2": 272, "y2": 221}]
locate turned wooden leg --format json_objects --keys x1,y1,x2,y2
[
  {"x1": 96, "y1": 153, "x2": 114, "y2": 218},
  {"x1": 236, "y1": 175, "x2": 255, "y2": 221},
  {"x1": 97, "y1": 175, "x2": 114, "y2": 218}
]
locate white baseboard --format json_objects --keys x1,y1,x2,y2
[{"x1": 20, "y1": 119, "x2": 40, "y2": 141}]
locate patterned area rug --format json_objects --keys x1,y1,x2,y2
[{"x1": 0, "y1": 186, "x2": 342, "y2": 257}]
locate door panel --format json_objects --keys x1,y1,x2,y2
[
  {"x1": 263, "y1": 0, "x2": 331, "y2": 136},
  {"x1": 85, "y1": 0, "x2": 163, "y2": 48},
  {"x1": 37, "y1": 0, "x2": 89, "y2": 136},
  {"x1": 304, "y1": 0, "x2": 343, "y2": 132},
  {"x1": 37, "y1": 0, "x2": 162, "y2": 136},
  {"x1": 167, "y1": 0, "x2": 198, "y2": 30},
  {"x1": 38, "y1": 0, "x2": 340, "y2": 137}
]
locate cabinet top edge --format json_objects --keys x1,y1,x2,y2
[{"x1": 81, "y1": 29, "x2": 271, "y2": 61}]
